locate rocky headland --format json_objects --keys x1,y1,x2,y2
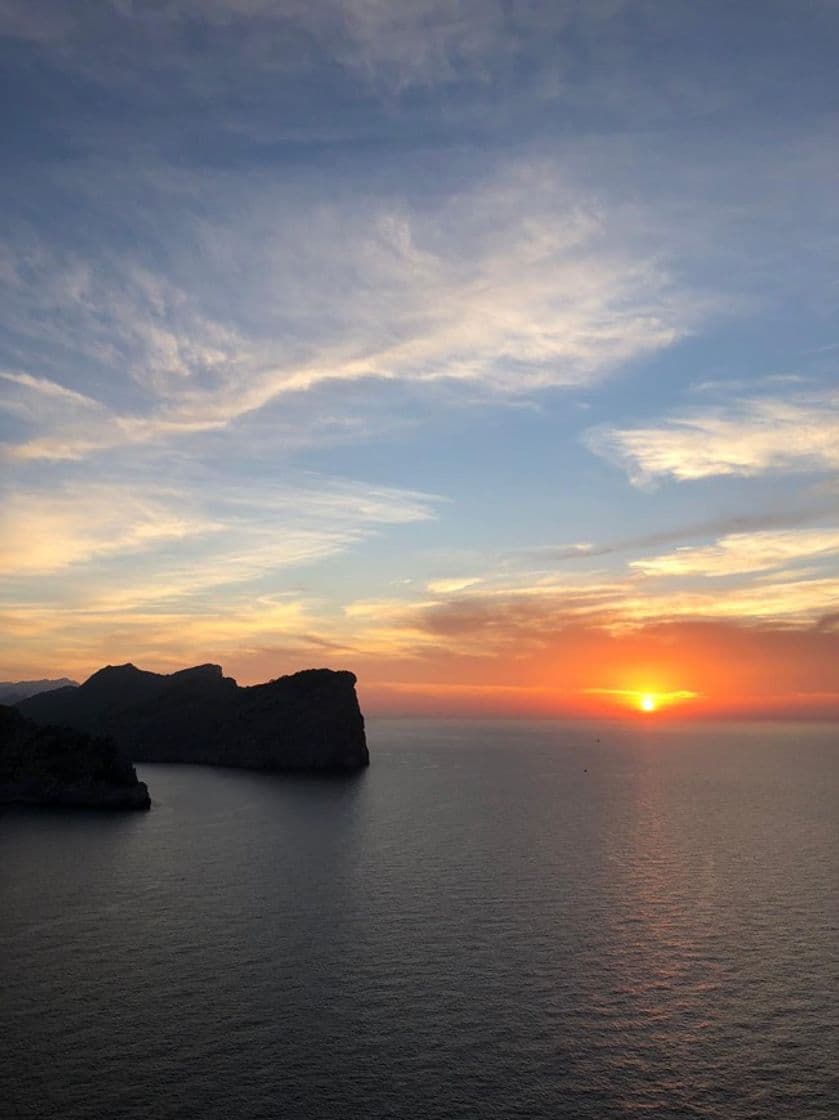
[
  {"x1": 0, "y1": 705, "x2": 151, "y2": 809},
  {"x1": 18, "y1": 664, "x2": 368, "y2": 773}
]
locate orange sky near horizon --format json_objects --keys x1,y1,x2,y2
[
  {"x1": 2, "y1": 4, "x2": 839, "y2": 722},
  {"x1": 11, "y1": 613, "x2": 834, "y2": 722},
  {"x1": 349, "y1": 619, "x2": 839, "y2": 721}
]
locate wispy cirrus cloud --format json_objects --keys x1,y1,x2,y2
[
  {"x1": 0, "y1": 2, "x2": 639, "y2": 108},
  {"x1": 0, "y1": 0, "x2": 533, "y2": 86},
  {"x1": 631, "y1": 527, "x2": 839, "y2": 578},
  {"x1": 0, "y1": 370, "x2": 106, "y2": 450},
  {"x1": 0, "y1": 468, "x2": 439, "y2": 679},
  {"x1": 586, "y1": 390, "x2": 839, "y2": 484},
  {"x1": 1, "y1": 160, "x2": 706, "y2": 463},
  {"x1": 0, "y1": 371, "x2": 103, "y2": 410},
  {"x1": 0, "y1": 475, "x2": 437, "y2": 582},
  {"x1": 5, "y1": 0, "x2": 832, "y2": 141},
  {"x1": 0, "y1": 486, "x2": 223, "y2": 575}
]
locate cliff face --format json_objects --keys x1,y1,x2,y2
[
  {"x1": 0, "y1": 705, "x2": 151, "y2": 809},
  {"x1": 19, "y1": 664, "x2": 369, "y2": 773}
]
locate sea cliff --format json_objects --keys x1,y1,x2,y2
[{"x1": 19, "y1": 664, "x2": 368, "y2": 773}]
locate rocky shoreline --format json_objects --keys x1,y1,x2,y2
[{"x1": 0, "y1": 705, "x2": 151, "y2": 810}]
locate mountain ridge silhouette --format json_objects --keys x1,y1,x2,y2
[{"x1": 18, "y1": 663, "x2": 368, "y2": 773}]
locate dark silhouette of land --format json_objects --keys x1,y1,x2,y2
[
  {"x1": 18, "y1": 663, "x2": 368, "y2": 773},
  {"x1": 0, "y1": 678, "x2": 78, "y2": 705},
  {"x1": 0, "y1": 705, "x2": 150, "y2": 809}
]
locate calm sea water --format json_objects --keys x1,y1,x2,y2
[{"x1": 2, "y1": 719, "x2": 838, "y2": 1119}]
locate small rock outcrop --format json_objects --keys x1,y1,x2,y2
[
  {"x1": 19, "y1": 664, "x2": 368, "y2": 773},
  {"x1": 0, "y1": 705, "x2": 151, "y2": 809}
]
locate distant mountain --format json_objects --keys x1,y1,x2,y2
[
  {"x1": 18, "y1": 663, "x2": 368, "y2": 773},
  {"x1": 0, "y1": 705, "x2": 150, "y2": 809},
  {"x1": 0, "y1": 678, "x2": 78, "y2": 705}
]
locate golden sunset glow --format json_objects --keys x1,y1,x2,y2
[
  {"x1": 580, "y1": 685, "x2": 701, "y2": 717},
  {"x1": 1, "y1": 2, "x2": 839, "y2": 726}
]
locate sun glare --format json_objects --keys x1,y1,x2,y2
[{"x1": 584, "y1": 685, "x2": 699, "y2": 717}]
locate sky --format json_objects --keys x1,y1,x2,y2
[{"x1": 1, "y1": 0, "x2": 838, "y2": 719}]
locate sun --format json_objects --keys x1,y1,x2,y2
[{"x1": 584, "y1": 685, "x2": 699, "y2": 715}]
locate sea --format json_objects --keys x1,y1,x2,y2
[{"x1": 2, "y1": 718, "x2": 837, "y2": 1119}]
